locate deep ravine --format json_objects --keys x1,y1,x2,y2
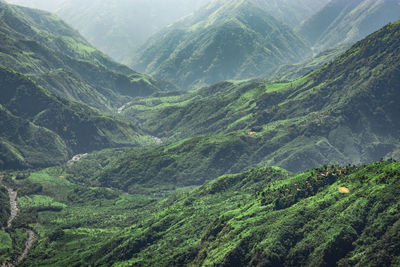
[{"x1": 0, "y1": 174, "x2": 36, "y2": 267}]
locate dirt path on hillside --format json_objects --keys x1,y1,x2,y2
[
  {"x1": 1, "y1": 174, "x2": 36, "y2": 267},
  {"x1": 117, "y1": 101, "x2": 132, "y2": 113}
]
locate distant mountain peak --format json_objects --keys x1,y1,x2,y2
[{"x1": 131, "y1": 0, "x2": 311, "y2": 88}]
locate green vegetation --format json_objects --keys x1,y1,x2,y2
[
  {"x1": 0, "y1": 66, "x2": 153, "y2": 169},
  {"x1": 0, "y1": 2, "x2": 174, "y2": 112},
  {"x1": 54, "y1": 0, "x2": 212, "y2": 62},
  {"x1": 263, "y1": 44, "x2": 351, "y2": 82},
  {"x1": 118, "y1": 22, "x2": 400, "y2": 175},
  {"x1": 131, "y1": 0, "x2": 311, "y2": 88},
  {"x1": 0, "y1": 167, "x2": 163, "y2": 266},
  {"x1": 92, "y1": 160, "x2": 400, "y2": 266},
  {"x1": 1, "y1": 1, "x2": 400, "y2": 266},
  {"x1": 298, "y1": 0, "x2": 400, "y2": 52},
  {"x1": 0, "y1": 183, "x2": 9, "y2": 227},
  {"x1": 2, "y1": 159, "x2": 399, "y2": 266}
]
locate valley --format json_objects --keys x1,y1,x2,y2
[
  {"x1": 0, "y1": 0, "x2": 400, "y2": 266},
  {"x1": 0, "y1": 174, "x2": 36, "y2": 267}
]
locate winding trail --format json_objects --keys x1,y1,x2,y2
[
  {"x1": 6, "y1": 186, "x2": 18, "y2": 228},
  {"x1": 117, "y1": 101, "x2": 132, "y2": 114},
  {"x1": 1, "y1": 174, "x2": 36, "y2": 267}
]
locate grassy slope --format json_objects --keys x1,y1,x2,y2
[
  {"x1": 0, "y1": 2, "x2": 173, "y2": 111},
  {"x1": 0, "y1": 66, "x2": 152, "y2": 169},
  {"x1": 109, "y1": 21, "x2": 400, "y2": 187},
  {"x1": 6, "y1": 160, "x2": 400, "y2": 266},
  {"x1": 131, "y1": 0, "x2": 311, "y2": 88},
  {"x1": 0, "y1": 167, "x2": 165, "y2": 266},
  {"x1": 98, "y1": 160, "x2": 400, "y2": 267}
]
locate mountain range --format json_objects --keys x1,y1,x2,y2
[
  {"x1": 5, "y1": 0, "x2": 213, "y2": 61},
  {"x1": 0, "y1": 1, "x2": 400, "y2": 266},
  {"x1": 0, "y1": 2, "x2": 175, "y2": 112},
  {"x1": 112, "y1": 21, "x2": 400, "y2": 192},
  {"x1": 298, "y1": 0, "x2": 400, "y2": 52},
  {"x1": 131, "y1": 0, "x2": 312, "y2": 88},
  {"x1": 0, "y1": 2, "x2": 164, "y2": 169}
]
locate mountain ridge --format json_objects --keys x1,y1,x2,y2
[
  {"x1": 0, "y1": 2, "x2": 174, "y2": 112},
  {"x1": 0, "y1": 65, "x2": 152, "y2": 169},
  {"x1": 132, "y1": 0, "x2": 312, "y2": 88},
  {"x1": 298, "y1": 0, "x2": 400, "y2": 52}
]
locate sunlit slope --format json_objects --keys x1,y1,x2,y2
[
  {"x1": 115, "y1": 22, "x2": 400, "y2": 182},
  {"x1": 88, "y1": 160, "x2": 400, "y2": 266}
]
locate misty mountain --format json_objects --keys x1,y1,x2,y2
[
  {"x1": 6, "y1": 0, "x2": 213, "y2": 61},
  {"x1": 1, "y1": 1, "x2": 400, "y2": 266},
  {"x1": 251, "y1": 0, "x2": 329, "y2": 27},
  {"x1": 131, "y1": 0, "x2": 312, "y2": 89},
  {"x1": 4, "y1": 0, "x2": 65, "y2": 12},
  {"x1": 0, "y1": 2, "x2": 173, "y2": 112},
  {"x1": 298, "y1": 0, "x2": 400, "y2": 52},
  {"x1": 115, "y1": 21, "x2": 400, "y2": 186}
]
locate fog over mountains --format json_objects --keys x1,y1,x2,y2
[
  {"x1": 6, "y1": 0, "x2": 213, "y2": 61},
  {"x1": 1, "y1": 0, "x2": 400, "y2": 266}
]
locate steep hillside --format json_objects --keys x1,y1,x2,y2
[
  {"x1": 251, "y1": 0, "x2": 329, "y2": 27},
  {"x1": 0, "y1": 2, "x2": 172, "y2": 111},
  {"x1": 264, "y1": 44, "x2": 350, "y2": 81},
  {"x1": 10, "y1": 159, "x2": 400, "y2": 266},
  {"x1": 298, "y1": 0, "x2": 400, "y2": 52},
  {"x1": 5, "y1": 0, "x2": 327, "y2": 62},
  {"x1": 55, "y1": 0, "x2": 212, "y2": 62},
  {"x1": 0, "y1": 66, "x2": 149, "y2": 170},
  {"x1": 88, "y1": 160, "x2": 400, "y2": 267},
  {"x1": 131, "y1": 0, "x2": 311, "y2": 88},
  {"x1": 113, "y1": 21, "x2": 400, "y2": 184},
  {"x1": 95, "y1": 160, "x2": 400, "y2": 266},
  {"x1": 6, "y1": 0, "x2": 213, "y2": 61},
  {"x1": 4, "y1": 0, "x2": 65, "y2": 12}
]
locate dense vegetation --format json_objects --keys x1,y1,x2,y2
[
  {"x1": 117, "y1": 22, "x2": 400, "y2": 177},
  {"x1": 131, "y1": 0, "x2": 311, "y2": 88},
  {"x1": 6, "y1": 0, "x2": 327, "y2": 63},
  {"x1": 93, "y1": 159, "x2": 400, "y2": 266},
  {"x1": 0, "y1": 183, "x2": 9, "y2": 228},
  {"x1": 298, "y1": 0, "x2": 400, "y2": 52},
  {"x1": 263, "y1": 44, "x2": 350, "y2": 81},
  {"x1": 0, "y1": 66, "x2": 154, "y2": 169},
  {"x1": 55, "y1": 0, "x2": 212, "y2": 62},
  {"x1": 1, "y1": 1, "x2": 400, "y2": 266},
  {"x1": 1, "y1": 159, "x2": 398, "y2": 266},
  {"x1": 0, "y1": 2, "x2": 173, "y2": 112}
]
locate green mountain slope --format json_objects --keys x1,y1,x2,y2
[
  {"x1": 0, "y1": 2, "x2": 173, "y2": 111},
  {"x1": 131, "y1": 0, "x2": 311, "y2": 88},
  {"x1": 11, "y1": 159, "x2": 400, "y2": 266},
  {"x1": 4, "y1": 0, "x2": 65, "y2": 12},
  {"x1": 113, "y1": 21, "x2": 400, "y2": 185},
  {"x1": 93, "y1": 160, "x2": 400, "y2": 266},
  {"x1": 298, "y1": 0, "x2": 400, "y2": 52},
  {"x1": 0, "y1": 66, "x2": 148, "y2": 170},
  {"x1": 264, "y1": 44, "x2": 350, "y2": 81},
  {"x1": 6, "y1": 0, "x2": 213, "y2": 61},
  {"x1": 55, "y1": 0, "x2": 212, "y2": 62}
]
